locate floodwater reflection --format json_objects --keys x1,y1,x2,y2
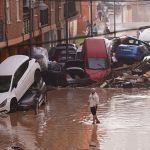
[{"x1": 1, "y1": 88, "x2": 150, "y2": 150}]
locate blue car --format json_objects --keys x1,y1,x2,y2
[{"x1": 116, "y1": 44, "x2": 149, "y2": 62}]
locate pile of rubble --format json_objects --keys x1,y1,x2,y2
[{"x1": 100, "y1": 59, "x2": 150, "y2": 88}]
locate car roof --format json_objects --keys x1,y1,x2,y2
[
  {"x1": 0, "y1": 55, "x2": 29, "y2": 75},
  {"x1": 138, "y1": 26, "x2": 150, "y2": 31},
  {"x1": 83, "y1": 37, "x2": 108, "y2": 58},
  {"x1": 139, "y1": 28, "x2": 150, "y2": 42}
]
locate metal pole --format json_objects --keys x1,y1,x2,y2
[
  {"x1": 29, "y1": 0, "x2": 32, "y2": 57},
  {"x1": 114, "y1": 0, "x2": 116, "y2": 37},
  {"x1": 90, "y1": 0, "x2": 93, "y2": 37},
  {"x1": 4, "y1": 0, "x2": 8, "y2": 46},
  {"x1": 65, "y1": 0, "x2": 68, "y2": 61}
]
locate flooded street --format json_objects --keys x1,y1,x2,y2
[{"x1": 1, "y1": 88, "x2": 150, "y2": 150}]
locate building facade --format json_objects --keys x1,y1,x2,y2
[
  {"x1": 77, "y1": 1, "x2": 97, "y2": 35},
  {"x1": 0, "y1": 0, "x2": 81, "y2": 62}
]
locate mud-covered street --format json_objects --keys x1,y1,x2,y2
[{"x1": 1, "y1": 88, "x2": 150, "y2": 150}]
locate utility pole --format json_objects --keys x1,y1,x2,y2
[
  {"x1": 4, "y1": 0, "x2": 8, "y2": 46},
  {"x1": 90, "y1": 0, "x2": 93, "y2": 37},
  {"x1": 114, "y1": 0, "x2": 116, "y2": 37},
  {"x1": 65, "y1": 0, "x2": 68, "y2": 61},
  {"x1": 29, "y1": 0, "x2": 33, "y2": 57}
]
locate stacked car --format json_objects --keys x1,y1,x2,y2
[
  {"x1": 0, "y1": 55, "x2": 47, "y2": 113},
  {"x1": 18, "y1": 78, "x2": 47, "y2": 113}
]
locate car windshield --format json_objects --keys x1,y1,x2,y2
[
  {"x1": 87, "y1": 58, "x2": 109, "y2": 70},
  {"x1": 0, "y1": 75, "x2": 12, "y2": 93}
]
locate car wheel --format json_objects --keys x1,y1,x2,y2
[
  {"x1": 34, "y1": 100, "x2": 39, "y2": 115},
  {"x1": 43, "y1": 92, "x2": 48, "y2": 104},
  {"x1": 34, "y1": 70, "x2": 41, "y2": 84},
  {"x1": 10, "y1": 99, "x2": 18, "y2": 113}
]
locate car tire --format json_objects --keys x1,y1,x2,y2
[
  {"x1": 34, "y1": 70, "x2": 41, "y2": 85},
  {"x1": 10, "y1": 99, "x2": 18, "y2": 113},
  {"x1": 43, "y1": 92, "x2": 47, "y2": 104}
]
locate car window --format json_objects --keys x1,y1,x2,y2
[
  {"x1": 14, "y1": 60, "x2": 29, "y2": 84},
  {"x1": 87, "y1": 58, "x2": 109, "y2": 70},
  {"x1": 0, "y1": 75, "x2": 12, "y2": 92},
  {"x1": 128, "y1": 39, "x2": 134, "y2": 44}
]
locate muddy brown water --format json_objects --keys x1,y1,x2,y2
[{"x1": 1, "y1": 88, "x2": 150, "y2": 150}]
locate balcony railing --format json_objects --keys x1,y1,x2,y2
[
  {"x1": 23, "y1": 18, "x2": 30, "y2": 34},
  {"x1": 23, "y1": 12, "x2": 30, "y2": 34},
  {"x1": 0, "y1": 20, "x2": 4, "y2": 41}
]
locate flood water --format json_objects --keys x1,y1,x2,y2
[{"x1": 1, "y1": 88, "x2": 150, "y2": 150}]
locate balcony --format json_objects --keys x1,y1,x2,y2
[{"x1": 0, "y1": 20, "x2": 4, "y2": 42}]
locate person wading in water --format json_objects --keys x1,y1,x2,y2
[{"x1": 88, "y1": 88, "x2": 100, "y2": 124}]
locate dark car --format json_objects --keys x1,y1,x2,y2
[
  {"x1": 64, "y1": 60, "x2": 91, "y2": 86},
  {"x1": 18, "y1": 79, "x2": 47, "y2": 113},
  {"x1": 49, "y1": 43, "x2": 77, "y2": 65},
  {"x1": 42, "y1": 61, "x2": 66, "y2": 86}
]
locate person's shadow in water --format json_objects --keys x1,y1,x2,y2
[{"x1": 89, "y1": 125, "x2": 100, "y2": 150}]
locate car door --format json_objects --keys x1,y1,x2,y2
[{"x1": 14, "y1": 61, "x2": 30, "y2": 101}]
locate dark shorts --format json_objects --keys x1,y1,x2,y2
[{"x1": 90, "y1": 106, "x2": 97, "y2": 115}]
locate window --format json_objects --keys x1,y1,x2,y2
[
  {"x1": 6, "y1": 0, "x2": 11, "y2": 24},
  {"x1": 16, "y1": 0, "x2": 21, "y2": 21},
  {"x1": 87, "y1": 58, "x2": 109, "y2": 70},
  {"x1": 14, "y1": 61, "x2": 29, "y2": 84},
  {"x1": 0, "y1": 75, "x2": 12, "y2": 92},
  {"x1": 40, "y1": 9, "x2": 48, "y2": 26}
]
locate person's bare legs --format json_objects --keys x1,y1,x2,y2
[
  {"x1": 93, "y1": 115, "x2": 96, "y2": 124},
  {"x1": 95, "y1": 115, "x2": 100, "y2": 123}
]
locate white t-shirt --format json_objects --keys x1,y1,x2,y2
[{"x1": 88, "y1": 92, "x2": 99, "y2": 107}]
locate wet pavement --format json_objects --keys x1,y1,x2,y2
[{"x1": 1, "y1": 87, "x2": 150, "y2": 150}]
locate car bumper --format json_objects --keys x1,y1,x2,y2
[
  {"x1": 18, "y1": 105, "x2": 34, "y2": 111},
  {"x1": 0, "y1": 102, "x2": 10, "y2": 113}
]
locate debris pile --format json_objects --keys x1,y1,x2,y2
[{"x1": 100, "y1": 59, "x2": 150, "y2": 88}]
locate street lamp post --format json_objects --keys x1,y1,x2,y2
[
  {"x1": 29, "y1": 0, "x2": 33, "y2": 57},
  {"x1": 90, "y1": 0, "x2": 93, "y2": 37},
  {"x1": 114, "y1": 0, "x2": 116, "y2": 37},
  {"x1": 65, "y1": 0, "x2": 69, "y2": 61}
]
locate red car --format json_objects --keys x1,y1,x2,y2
[{"x1": 82, "y1": 37, "x2": 111, "y2": 82}]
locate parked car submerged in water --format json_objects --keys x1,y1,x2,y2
[
  {"x1": 0, "y1": 55, "x2": 41, "y2": 113},
  {"x1": 18, "y1": 79, "x2": 47, "y2": 113}
]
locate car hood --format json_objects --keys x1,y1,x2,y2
[{"x1": 0, "y1": 92, "x2": 9, "y2": 103}]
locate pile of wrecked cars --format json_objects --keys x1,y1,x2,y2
[
  {"x1": 47, "y1": 37, "x2": 112, "y2": 87},
  {"x1": 100, "y1": 34, "x2": 150, "y2": 88},
  {"x1": 47, "y1": 35, "x2": 150, "y2": 88}
]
